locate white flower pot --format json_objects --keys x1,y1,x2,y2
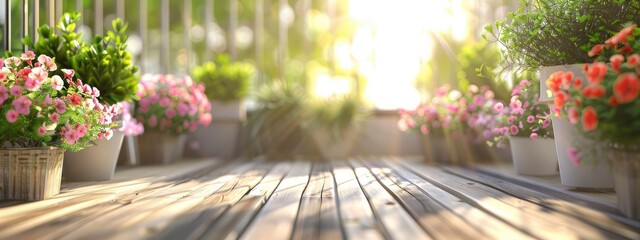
[
  {"x1": 539, "y1": 64, "x2": 586, "y2": 102},
  {"x1": 310, "y1": 129, "x2": 357, "y2": 160},
  {"x1": 610, "y1": 147, "x2": 640, "y2": 220},
  {"x1": 138, "y1": 132, "x2": 187, "y2": 165},
  {"x1": 509, "y1": 136, "x2": 558, "y2": 176},
  {"x1": 63, "y1": 131, "x2": 125, "y2": 181},
  {"x1": 552, "y1": 117, "x2": 614, "y2": 188},
  {"x1": 187, "y1": 100, "x2": 244, "y2": 158},
  {"x1": 210, "y1": 100, "x2": 245, "y2": 121}
]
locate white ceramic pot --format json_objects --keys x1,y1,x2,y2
[
  {"x1": 138, "y1": 132, "x2": 187, "y2": 165},
  {"x1": 311, "y1": 129, "x2": 357, "y2": 160},
  {"x1": 63, "y1": 131, "x2": 125, "y2": 181},
  {"x1": 610, "y1": 146, "x2": 640, "y2": 220},
  {"x1": 210, "y1": 100, "x2": 245, "y2": 121},
  {"x1": 552, "y1": 117, "x2": 614, "y2": 188},
  {"x1": 509, "y1": 136, "x2": 558, "y2": 176}
]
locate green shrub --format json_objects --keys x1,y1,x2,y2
[{"x1": 192, "y1": 54, "x2": 254, "y2": 102}]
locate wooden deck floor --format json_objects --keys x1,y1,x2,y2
[{"x1": 1, "y1": 157, "x2": 639, "y2": 240}]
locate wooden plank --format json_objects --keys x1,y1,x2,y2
[
  {"x1": 476, "y1": 164, "x2": 617, "y2": 210},
  {"x1": 292, "y1": 163, "x2": 325, "y2": 240},
  {"x1": 445, "y1": 166, "x2": 640, "y2": 238},
  {"x1": 106, "y1": 162, "x2": 268, "y2": 239},
  {"x1": 364, "y1": 159, "x2": 489, "y2": 240},
  {"x1": 401, "y1": 160, "x2": 624, "y2": 240},
  {"x1": 161, "y1": 161, "x2": 292, "y2": 240},
  {"x1": 240, "y1": 161, "x2": 312, "y2": 240},
  {"x1": 56, "y1": 161, "x2": 245, "y2": 239},
  {"x1": 331, "y1": 162, "x2": 384, "y2": 240},
  {"x1": 350, "y1": 160, "x2": 432, "y2": 240},
  {"x1": 383, "y1": 160, "x2": 534, "y2": 240},
  {"x1": 318, "y1": 163, "x2": 343, "y2": 240}
]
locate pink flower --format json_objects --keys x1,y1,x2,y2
[
  {"x1": 0, "y1": 87, "x2": 8, "y2": 104},
  {"x1": 160, "y1": 97, "x2": 171, "y2": 107},
  {"x1": 567, "y1": 148, "x2": 581, "y2": 166},
  {"x1": 5, "y1": 110, "x2": 18, "y2": 123},
  {"x1": 51, "y1": 75, "x2": 64, "y2": 90},
  {"x1": 64, "y1": 129, "x2": 80, "y2": 144},
  {"x1": 61, "y1": 69, "x2": 75, "y2": 79},
  {"x1": 10, "y1": 86, "x2": 22, "y2": 96},
  {"x1": 508, "y1": 116, "x2": 516, "y2": 124},
  {"x1": 12, "y1": 96, "x2": 32, "y2": 115},
  {"x1": 49, "y1": 112, "x2": 60, "y2": 122},
  {"x1": 509, "y1": 125, "x2": 519, "y2": 135},
  {"x1": 199, "y1": 113, "x2": 212, "y2": 126},
  {"x1": 54, "y1": 99, "x2": 66, "y2": 113},
  {"x1": 530, "y1": 133, "x2": 538, "y2": 140},
  {"x1": 493, "y1": 102, "x2": 504, "y2": 112},
  {"x1": 104, "y1": 129, "x2": 113, "y2": 140},
  {"x1": 526, "y1": 115, "x2": 535, "y2": 123},
  {"x1": 75, "y1": 124, "x2": 88, "y2": 135},
  {"x1": 541, "y1": 119, "x2": 551, "y2": 128},
  {"x1": 148, "y1": 115, "x2": 158, "y2": 127},
  {"x1": 37, "y1": 124, "x2": 47, "y2": 135},
  {"x1": 166, "y1": 108, "x2": 176, "y2": 118}
]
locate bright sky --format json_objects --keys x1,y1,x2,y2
[{"x1": 315, "y1": 0, "x2": 469, "y2": 110}]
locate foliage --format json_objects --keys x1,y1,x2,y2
[
  {"x1": 192, "y1": 54, "x2": 254, "y2": 101},
  {"x1": 23, "y1": 12, "x2": 139, "y2": 105},
  {"x1": 245, "y1": 81, "x2": 308, "y2": 158},
  {"x1": 490, "y1": 79, "x2": 553, "y2": 147},
  {"x1": 0, "y1": 53, "x2": 120, "y2": 151},
  {"x1": 485, "y1": 0, "x2": 640, "y2": 72},
  {"x1": 456, "y1": 41, "x2": 510, "y2": 102},
  {"x1": 305, "y1": 95, "x2": 368, "y2": 141},
  {"x1": 548, "y1": 24, "x2": 640, "y2": 152},
  {"x1": 133, "y1": 74, "x2": 212, "y2": 135}
]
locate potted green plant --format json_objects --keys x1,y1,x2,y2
[
  {"x1": 190, "y1": 54, "x2": 253, "y2": 158},
  {"x1": 305, "y1": 95, "x2": 368, "y2": 160},
  {"x1": 0, "y1": 53, "x2": 118, "y2": 200},
  {"x1": 548, "y1": 24, "x2": 640, "y2": 219},
  {"x1": 245, "y1": 81, "x2": 307, "y2": 160},
  {"x1": 486, "y1": 0, "x2": 640, "y2": 187},
  {"x1": 23, "y1": 12, "x2": 140, "y2": 181}
]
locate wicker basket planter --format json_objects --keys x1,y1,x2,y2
[{"x1": 0, "y1": 147, "x2": 65, "y2": 200}]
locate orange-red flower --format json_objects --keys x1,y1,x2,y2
[
  {"x1": 568, "y1": 107, "x2": 579, "y2": 124},
  {"x1": 609, "y1": 96, "x2": 619, "y2": 106},
  {"x1": 628, "y1": 54, "x2": 640, "y2": 67},
  {"x1": 587, "y1": 63, "x2": 607, "y2": 84},
  {"x1": 613, "y1": 72, "x2": 640, "y2": 104},
  {"x1": 588, "y1": 44, "x2": 605, "y2": 57},
  {"x1": 580, "y1": 84, "x2": 606, "y2": 99},
  {"x1": 546, "y1": 72, "x2": 562, "y2": 92},
  {"x1": 554, "y1": 91, "x2": 568, "y2": 111},
  {"x1": 573, "y1": 77, "x2": 583, "y2": 89},
  {"x1": 581, "y1": 107, "x2": 598, "y2": 132},
  {"x1": 610, "y1": 54, "x2": 624, "y2": 72}
]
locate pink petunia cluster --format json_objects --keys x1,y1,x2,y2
[
  {"x1": 490, "y1": 79, "x2": 553, "y2": 146},
  {"x1": 398, "y1": 84, "x2": 501, "y2": 144},
  {"x1": 134, "y1": 74, "x2": 212, "y2": 134},
  {"x1": 0, "y1": 52, "x2": 120, "y2": 151}
]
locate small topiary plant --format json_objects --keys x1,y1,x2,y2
[{"x1": 192, "y1": 54, "x2": 254, "y2": 102}]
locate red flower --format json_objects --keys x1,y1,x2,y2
[
  {"x1": 587, "y1": 63, "x2": 607, "y2": 84},
  {"x1": 573, "y1": 77, "x2": 583, "y2": 89},
  {"x1": 610, "y1": 54, "x2": 624, "y2": 72},
  {"x1": 580, "y1": 84, "x2": 606, "y2": 99},
  {"x1": 609, "y1": 96, "x2": 619, "y2": 106},
  {"x1": 581, "y1": 107, "x2": 598, "y2": 132},
  {"x1": 588, "y1": 44, "x2": 604, "y2": 57},
  {"x1": 68, "y1": 93, "x2": 82, "y2": 106},
  {"x1": 546, "y1": 72, "x2": 562, "y2": 92},
  {"x1": 554, "y1": 91, "x2": 568, "y2": 111},
  {"x1": 613, "y1": 73, "x2": 640, "y2": 104},
  {"x1": 568, "y1": 107, "x2": 579, "y2": 124},
  {"x1": 628, "y1": 54, "x2": 640, "y2": 67}
]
